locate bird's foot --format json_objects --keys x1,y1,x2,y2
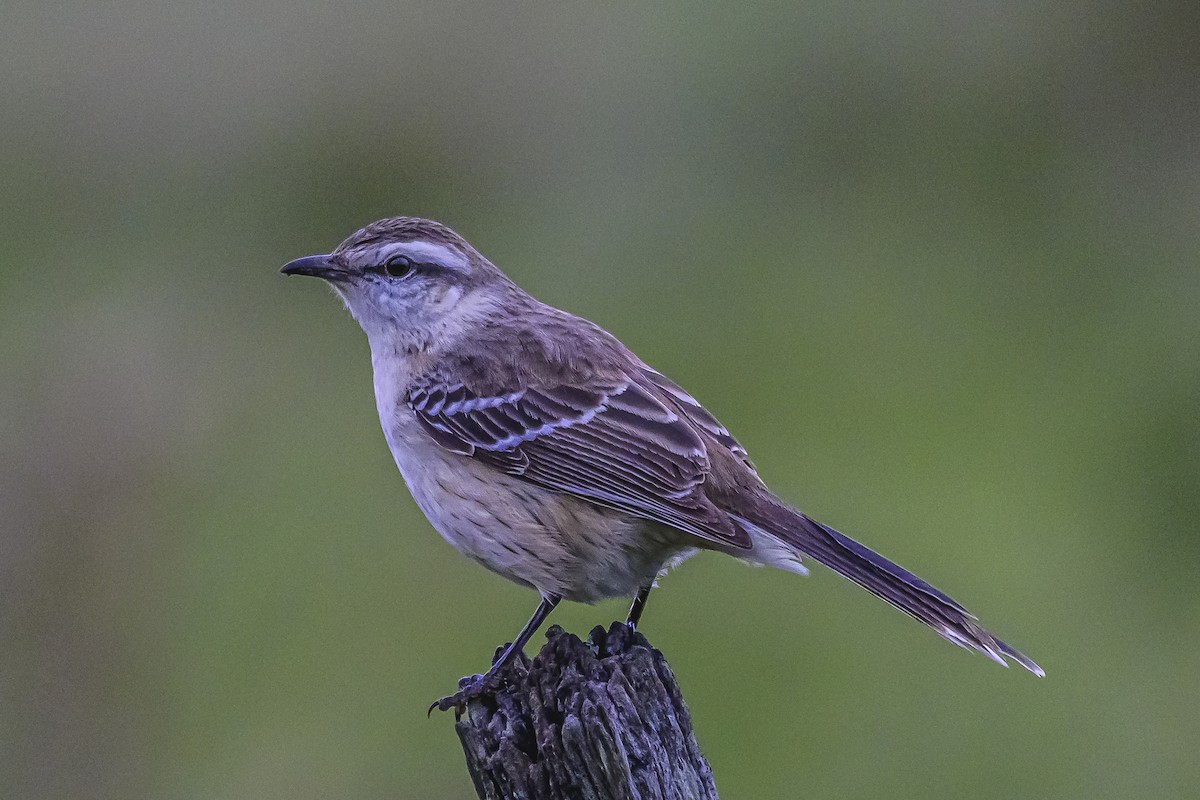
[{"x1": 428, "y1": 671, "x2": 502, "y2": 718}]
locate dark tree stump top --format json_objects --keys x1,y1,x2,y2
[{"x1": 453, "y1": 623, "x2": 719, "y2": 800}]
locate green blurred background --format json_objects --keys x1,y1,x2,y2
[{"x1": 3, "y1": 2, "x2": 1198, "y2": 798}]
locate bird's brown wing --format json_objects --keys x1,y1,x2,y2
[
  {"x1": 406, "y1": 373, "x2": 752, "y2": 548},
  {"x1": 638, "y1": 365, "x2": 761, "y2": 476}
]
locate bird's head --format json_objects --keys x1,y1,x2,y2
[{"x1": 281, "y1": 217, "x2": 516, "y2": 349}]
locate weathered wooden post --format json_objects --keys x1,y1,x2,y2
[{"x1": 452, "y1": 622, "x2": 719, "y2": 800}]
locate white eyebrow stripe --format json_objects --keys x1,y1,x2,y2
[{"x1": 378, "y1": 241, "x2": 469, "y2": 273}]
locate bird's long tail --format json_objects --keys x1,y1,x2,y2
[{"x1": 735, "y1": 493, "x2": 1043, "y2": 676}]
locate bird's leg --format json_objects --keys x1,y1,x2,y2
[
  {"x1": 485, "y1": 593, "x2": 561, "y2": 676},
  {"x1": 625, "y1": 585, "x2": 653, "y2": 630},
  {"x1": 431, "y1": 593, "x2": 560, "y2": 715}
]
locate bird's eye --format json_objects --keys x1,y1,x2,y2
[{"x1": 381, "y1": 254, "x2": 415, "y2": 278}]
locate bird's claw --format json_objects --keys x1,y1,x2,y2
[{"x1": 427, "y1": 672, "x2": 497, "y2": 719}]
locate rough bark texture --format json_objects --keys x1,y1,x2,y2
[{"x1": 453, "y1": 623, "x2": 719, "y2": 800}]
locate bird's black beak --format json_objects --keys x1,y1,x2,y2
[{"x1": 280, "y1": 254, "x2": 351, "y2": 282}]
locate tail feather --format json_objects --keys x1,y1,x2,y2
[{"x1": 737, "y1": 495, "x2": 1044, "y2": 676}]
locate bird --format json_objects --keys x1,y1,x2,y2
[{"x1": 280, "y1": 216, "x2": 1043, "y2": 709}]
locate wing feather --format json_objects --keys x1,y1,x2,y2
[
  {"x1": 640, "y1": 366, "x2": 757, "y2": 472},
  {"x1": 407, "y1": 376, "x2": 751, "y2": 548}
]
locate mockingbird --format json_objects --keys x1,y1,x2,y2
[{"x1": 281, "y1": 216, "x2": 1043, "y2": 709}]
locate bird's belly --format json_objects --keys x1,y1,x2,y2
[{"x1": 383, "y1": 416, "x2": 686, "y2": 602}]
